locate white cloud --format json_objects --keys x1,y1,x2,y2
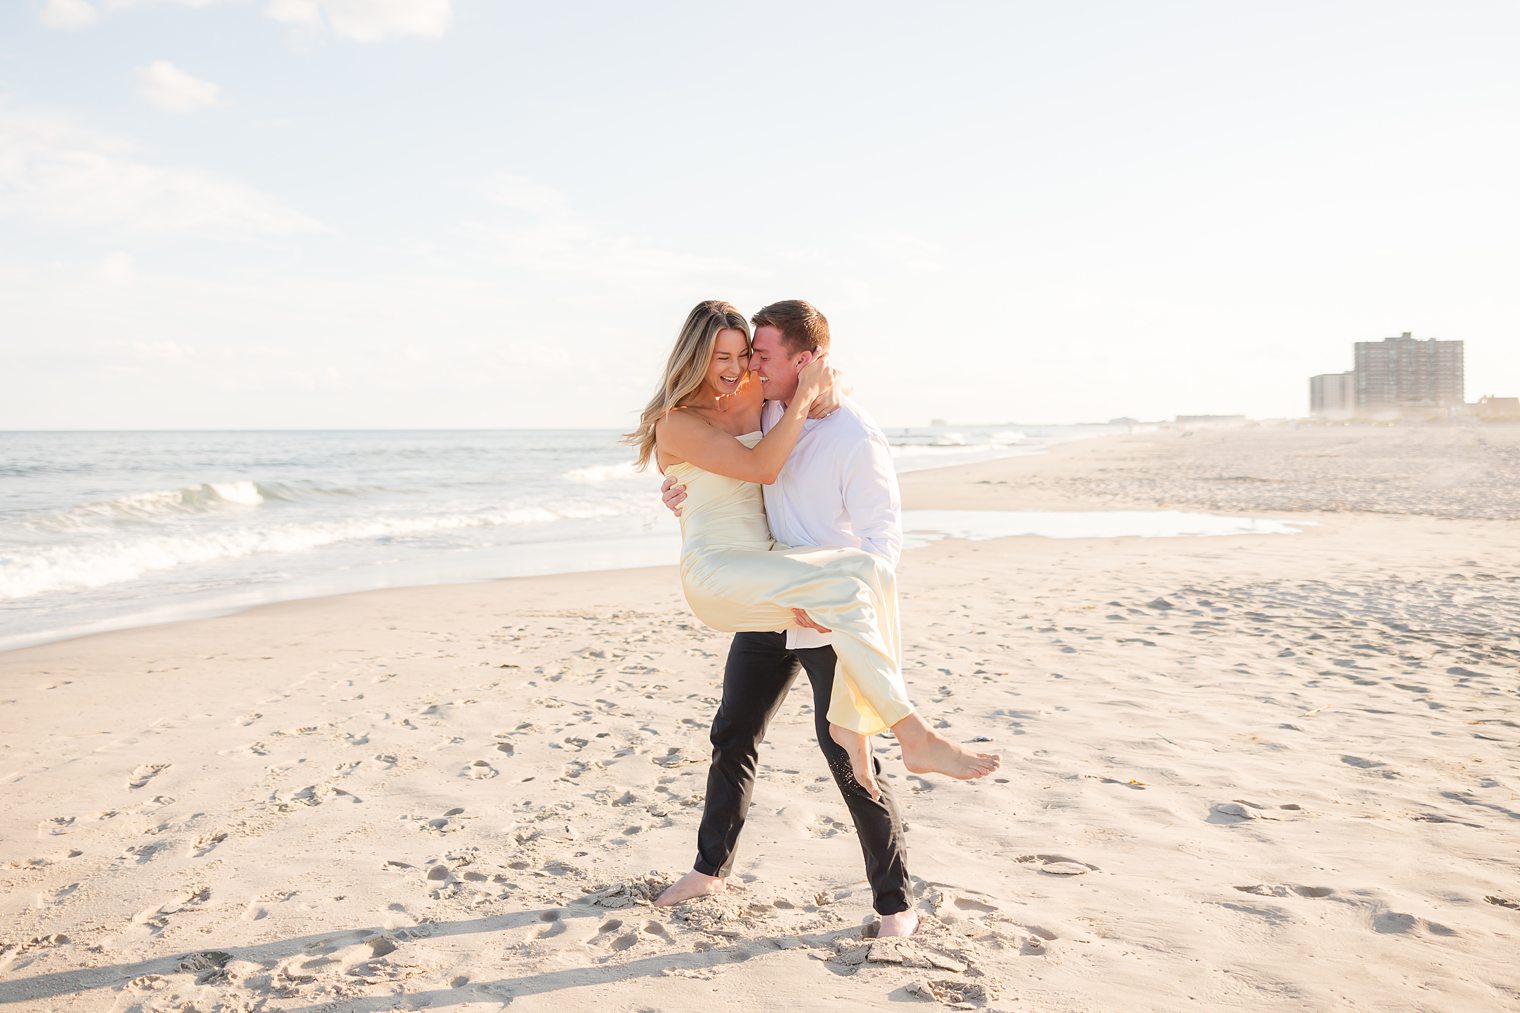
[
  {"x1": 136, "y1": 60, "x2": 222, "y2": 112},
  {"x1": 264, "y1": 0, "x2": 450, "y2": 42},
  {"x1": 40, "y1": 0, "x2": 218, "y2": 30},
  {"x1": 39, "y1": 0, "x2": 98, "y2": 29},
  {"x1": 0, "y1": 100, "x2": 326, "y2": 239},
  {"x1": 39, "y1": 0, "x2": 445, "y2": 42}
]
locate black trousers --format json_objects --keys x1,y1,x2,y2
[{"x1": 693, "y1": 631, "x2": 911, "y2": 915}]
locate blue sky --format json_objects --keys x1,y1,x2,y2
[{"x1": 3, "y1": 1, "x2": 1518, "y2": 428}]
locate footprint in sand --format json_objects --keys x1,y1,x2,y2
[
  {"x1": 465, "y1": 760, "x2": 499, "y2": 780},
  {"x1": 952, "y1": 895, "x2": 1000, "y2": 913},
  {"x1": 536, "y1": 910, "x2": 567, "y2": 939},
  {"x1": 190, "y1": 832, "x2": 228, "y2": 858},
  {"x1": 243, "y1": 889, "x2": 298, "y2": 920},
  {"x1": 653, "y1": 747, "x2": 700, "y2": 768},
  {"x1": 562, "y1": 759, "x2": 602, "y2": 781},
  {"x1": 413, "y1": 806, "x2": 471, "y2": 834},
  {"x1": 312, "y1": 933, "x2": 399, "y2": 977},
  {"x1": 1234, "y1": 883, "x2": 1335, "y2": 898},
  {"x1": 3, "y1": 924, "x2": 71, "y2": 967},
  {"x1": 122, "y1": 840, "x2": 172, "y2": 865},
  {"x1": 1235, "y1": 883, "x2": 1454, "y2": 936},
  {"x1": 277, "y1": 784, "x2": 362, "y2": 809},
  {"x1": 128, "y1": 887, "x2": 210, "y2": 938},
  {"x1": 1207, "y1": 801, "x2": 1277, "y2": 824},
  {"x1": 39, "y1": 816, "x2": 76, "y2": 837},
  {"x1": 173, "y1": 886, "x2": 212, "y2": 910},
  {"x1": 1015, "y1": 854, "x2": 1098, "y2": 875},
  {"x1": 178, "y1": 950, "x2": 235, "y2": 985},
  {"x1": 907, "y1": 980, "x2": 994, "y2": 1005},
  {"x1": 123, "y1": 973, "x2": 168, "y2": 994},
  {"x1": 127, "y1": 764, "x2": 170, "y2": 789},
  {"x1": 1340, "y1": 755, "x2": 1401, "y2": 779},
  {"x1": 589, "y1": 917, "x2": 642, "y2": 952}
]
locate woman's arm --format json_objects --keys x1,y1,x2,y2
[{"x1": 657, "y1": 358, "x2": 836, "y2": 485}]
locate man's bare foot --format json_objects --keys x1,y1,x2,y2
[
  {"x1": 654, "y1": 869, "x2": 727, "y2": 907},
  {"x1": 892, "y1": 714, "x2": 1001, "y2": 780},
  {"x1": 829, "y1": 722, "x2": 881, "y2": 800},
  {"x1": 878, "y1": 908, "x2": 919, "y2": 938}
]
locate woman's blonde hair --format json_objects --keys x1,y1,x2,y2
[{"x1": 625, "y1": 300, "x2": 750, "y2": 470}]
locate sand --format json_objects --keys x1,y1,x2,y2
[{"x1": 2, "y1": 423, "x2": 1518, "y2": 1012}]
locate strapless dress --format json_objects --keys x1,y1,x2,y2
[{"x1": 666, "y1": 432, "x2": 912, "y2": 734}]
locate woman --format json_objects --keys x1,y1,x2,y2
[{"x1": 626, "y1": 300, "x2": 999, "y2": 799}]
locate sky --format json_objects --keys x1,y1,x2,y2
[{"x1": 2, "y1": 0, "x2": 1518, "y2": 429}]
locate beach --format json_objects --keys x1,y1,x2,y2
[{"x1": 2, "y1": 424, "x2": 1518, "y2": 1011}]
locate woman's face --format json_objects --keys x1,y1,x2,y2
[{"x1": 704, "y1": 327, "x2": 751, "y2": 398}]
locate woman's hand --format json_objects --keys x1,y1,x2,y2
[
  {"x1": 807, "y1": 364, "x2": 852, "y2": 419},
  {"x1": 794, "y1": 354, "x2": 840, "y2": 411}
]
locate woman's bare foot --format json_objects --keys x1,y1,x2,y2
[
  {"x1": 829, "y1": 722, "x2": 881, "y2": 800},
  {"x1": 891, "y1": 714, "x2": 1001, "y2": 780},
  {"x1": 654, "y1": 869, "x2": 727, "y2": 907}
]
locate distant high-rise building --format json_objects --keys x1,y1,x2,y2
[
  {"x1": 1353, "y1": 332, "x2": 1464, "y2": 412},
  {"x1": 1310, "y1": 371, "x2": 1355, "y2": 418}
]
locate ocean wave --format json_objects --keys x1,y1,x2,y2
[
  {"x1": 28, "y1": 481, "x2": 266, "y2": 532},
  {"x1": 0, "y1": 500, "x2": 634, "y2": 600},
  {"x1": 890, "y1": 443, "x2": 972, "y2": 459},
  {"x1": 562, "y1": 461, "x2": 643, "y2": 483},
  {"x1": 887, "y1": 429, "x2": 1027, "y2": 449},
  {"x1": 24, "y1": 479, "x2": 397, "y2": 532}
]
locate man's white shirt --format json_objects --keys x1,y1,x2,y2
[{"x1": 759, "y1": 396, "x2": 903, "y2": 650}]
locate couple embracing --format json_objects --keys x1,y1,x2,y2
[{"x1": 625, "y1": 299, "x2": 999, "y2": 937}]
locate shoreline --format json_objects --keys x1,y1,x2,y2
[
  {"x1": 0, "y1": 430, "x2": 1142, "y2": 657},
  {"x1": 19, "y1": 417, "x2": 1516, "y2": 658},
  {"x1": 3, "y1": 425, "x2": 1517, "y2": 1011},
  {"x1": 2, "y1": 425, "x2": 1124, "y2": 657}
]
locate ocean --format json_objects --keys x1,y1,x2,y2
[{"x1": 0, "y1": 423, "x2": 1129, "y2": 651}]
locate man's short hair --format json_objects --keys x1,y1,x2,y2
[{"x1": 752, "y1": 300, "x2": 830, "y2": 356}]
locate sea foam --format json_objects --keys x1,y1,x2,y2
[{"x1": 1, "y1": 500, "x2": 632, "y2": 599}]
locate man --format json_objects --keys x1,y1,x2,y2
[{"x1": 653, "y1": 299, "x2": 919, "y2": 938}]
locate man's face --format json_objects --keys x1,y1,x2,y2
[{"x1": 751, "y1": 325, "x2": 809, "y2": 403}]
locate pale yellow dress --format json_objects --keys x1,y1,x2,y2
[{"x1": 667, "y1": 432, "x2": 915, "y2": 736}]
